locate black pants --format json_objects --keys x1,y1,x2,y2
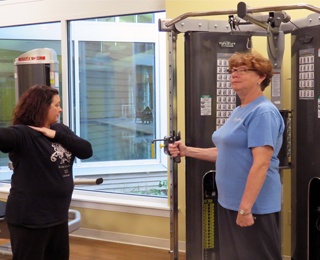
[
  {"x1": 217, "y1": 203, "x2": 281, "y2": 260},
  {"x1": 8, "y1": 221, "x2": 69, "y2": 260}
]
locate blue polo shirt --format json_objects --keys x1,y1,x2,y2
[{"x1": 212, "y1": 96, "x2": 285, "y2": 214}]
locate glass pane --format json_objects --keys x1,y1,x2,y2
[
  {"x1": 119, "y1": 15, "x2": 136, "y2": 23},
  {"x1": 78, "y1": 41, "x2": 155, "y2": 162},
  {"x1": 87, "y1": 17, "x2": 115, "y2": 22},
  {"x1": 137, "y1": 14, "x2": 153, "y2": 23}
]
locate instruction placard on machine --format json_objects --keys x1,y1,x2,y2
[{"x1": 298, "y1": 48, "x2": 315, "y2": 100}]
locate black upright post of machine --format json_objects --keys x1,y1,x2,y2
[
  {"x1": 308, "y1": 177, "x2": 320, "y2": 260},
  {"x1": 291, "y1": 23, "x2": 320, "y2": 260},
  {"x1": 184, "y1": 31, "x2": 249, "y2": 260}
]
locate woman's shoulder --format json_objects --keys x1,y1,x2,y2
[
  {"x1": 10, "y1": 124, "x2": 32, "y2": 132},
  {"x1": 255, "y1": 96, "x2": 280, "y2": 113},
  {"x1": 1, "y1": 125, "x2": 37, "y2": 140},
  {"x1": 246, "y1": 97, "x2": 283, "y2": 124}
]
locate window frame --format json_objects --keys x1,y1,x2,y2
[{"x1": 68, "y1": 12, "x2": 168, "y2": 175}]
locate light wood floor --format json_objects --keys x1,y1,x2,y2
[{"x1": 0, "y1": 237, "x2": 186, "y2": 260}]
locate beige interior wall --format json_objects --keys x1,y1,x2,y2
[
  {"x1": 165, "y1": 0, "x2": 320, "y2": 256},
  {"x1": 72, "y1": 207, "x2": 169, "y2": 238},
  {"x1": 0, "y1": 0, "x2": 319, "y2": 256}
]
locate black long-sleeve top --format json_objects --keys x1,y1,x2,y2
[{"x1": 0, "y1": 123, "x2": 93, "y2": 228}]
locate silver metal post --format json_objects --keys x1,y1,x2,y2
[{"x1": 168, "y1": 31, "x2": 179, "y2": 260}]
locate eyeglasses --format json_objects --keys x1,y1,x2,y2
[{"x1": 226, "y1": 68, "x2": 257, "y2": 74}]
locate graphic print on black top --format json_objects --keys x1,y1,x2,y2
[{"x1": 51, "y1": 142, "x2": 72, "y2": 164}]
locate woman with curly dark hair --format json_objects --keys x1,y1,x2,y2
[{"x1": 0, "y1": 84, "x2": 93, "y2": 260}]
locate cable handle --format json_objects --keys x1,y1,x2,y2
[
  {"x1": 168, "y1": 131, "x2": 181, "y2": 164},
  {"x1": 151, "y1": 131, "x2": 181, "y2": 163}
]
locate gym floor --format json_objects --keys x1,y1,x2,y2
[{"x1": 0, "y1": 237, "x2": 187, "y2": 260}]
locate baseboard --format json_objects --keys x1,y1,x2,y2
[
  {"x1": 70, "y1": 228, "x2": 292, "y2": 258},
  {"x1": 70, "y1": 227, "x2": 186, "y2": 252}
]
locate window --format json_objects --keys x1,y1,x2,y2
[
  {"x1": 69, "y1": 13, "x2": 168, "y2": 197},
  {"x1": 0, "y1": 12, "x2": 168, "y2": 197}
]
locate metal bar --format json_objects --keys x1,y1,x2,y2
[
  {"x1": 240, "y1": 14, "x2": 279, "y2": 34},
  {"x1": 165, "y1": 3, "x2": 320, "y2": 27},
  {"x1": 168, "y1": 31, "x2": 179, "y2": 260},
  {"x1": 166, "y1": 10, "x2": 237, "y2": 27}
]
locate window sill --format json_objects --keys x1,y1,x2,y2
[
  {"x1": 71, "y1": 190, "x2": 170, "y2": 217},
  {"x1": 73, "y1": 161, "x2": 167, "y2": 176},
  {"x1": 0, "y1": 183, "x2": 170, "y2": 218}
]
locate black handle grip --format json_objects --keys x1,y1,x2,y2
[
  {"x1": 173, "y1": 131, "x2": 181, "y2": 163},
  {"x1": 162, "y1": 131, "x2": 181, "y2": 163}
]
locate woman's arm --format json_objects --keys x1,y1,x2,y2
[
  {"x1": 169, "y1": 140, "x2": 217, "y2": 162},
  {"x1": 236, "y1": 145, "x2": 273, "y2": 227},
  {"x1": 30, "y1": 125, "x2": 93, "y2": 159},
  {"x1": 0, "y1": 128, "x2": 16, "y2": 152},
  {"x1": 53, "y1": 130, "x2": 93, "y2": 159}
]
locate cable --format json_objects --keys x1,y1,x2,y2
[
  {"x1": 289, "y1": 20, "x2": 300, "y2": 30},
  {"x1": 266, "y1": 23, "x2": 277, "y2": 61},
  {"x1": 246, "y1": 35, "x2": 252, "y2": 50}
]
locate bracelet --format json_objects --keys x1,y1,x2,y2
[{"x1": 239, "y1": 209, "x2": 251, "y2": 215}]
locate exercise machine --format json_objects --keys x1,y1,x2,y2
[
  {"x1": 159, "y1": 2, "x2": 320, "y2": 259},
  {"x1": 14, "y1": 48, "x2": 59, "y2": 101}
]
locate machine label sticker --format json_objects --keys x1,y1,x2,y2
[
  {"x1": 218, "y1": 41, "x2": 236, "y2": 48},
  {"x1": 17, "y1": 55, "x2": 46, "y2": 61},
  {"x1": 200, "y1": 95, "x2": 212, "y2": 116},
  {"x1": 272, "y1": 73, "x2": 281, "y2": 98}
]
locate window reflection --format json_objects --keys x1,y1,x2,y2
[{"x1": 78, "y1": 41, "x2": 155, "y2": 162}]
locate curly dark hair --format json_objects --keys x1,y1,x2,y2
[
  {"x1": 228, "y1": 51, "x2": 273, "y2": 91},
  {"x1": 13, "y1": 84, "x2": 59, "y2": 126}
]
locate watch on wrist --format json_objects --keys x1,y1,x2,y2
[{"x1": 239, "y1": 209, "x2": 251, "y2": 216}]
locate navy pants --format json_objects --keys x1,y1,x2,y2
[
  {"x1": 8, "y1": 221, "x2": 69, "y2": 260},
  {"x1": 217, "y1": 203, "x2": 282, "y2": 260}
]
